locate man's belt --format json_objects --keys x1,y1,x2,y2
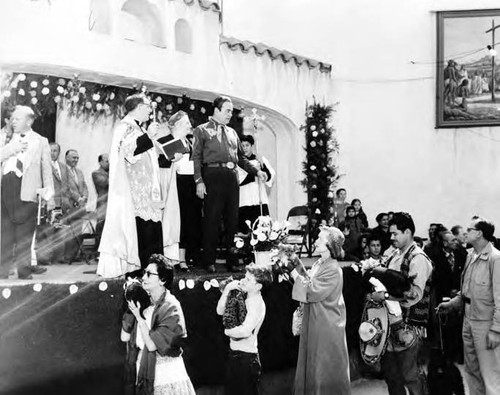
[
  {"x1": 204, "y1": 162, "x2": 236, "y2": 169},
  {"x1": 463, "y1": 296, "x2": 471, "y2": 304}
]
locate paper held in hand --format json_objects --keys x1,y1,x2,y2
[{"x1": 154, "y1": 137, "x2": 187, "y2": 160}]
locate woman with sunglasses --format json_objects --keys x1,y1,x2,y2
[{"x1": 122, "y1": 254, "x2": 195, "y2": 395}]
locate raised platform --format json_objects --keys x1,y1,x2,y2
[{"x1": 0, "y1": 260, "x2": 302, "y2": 395}]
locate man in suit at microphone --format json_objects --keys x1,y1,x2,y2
[
  {"x1": 62, "y1": 149, "x2": 88, "y2": 264},
  {"x1": 0, "y1": 105, "x2": 54, "y2": 279}
]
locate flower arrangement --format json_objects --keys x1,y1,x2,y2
[{"x1": 234, "y1": 216, "x2": 291, "y2": 252}]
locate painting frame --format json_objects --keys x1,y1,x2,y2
[{"x1": 436, "y1": 9, "x2": 500, "y2": 128}]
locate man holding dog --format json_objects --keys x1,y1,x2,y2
[
  {"x1": 377, "y1": 212, "x2": 433, "y2": 395},
  {"x1": 438, "y1": 216, "x2": 500, "y2": 395}
]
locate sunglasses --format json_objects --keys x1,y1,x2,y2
[{"x1": 144, "y1": 270, "x2": 159, "y2": 277}]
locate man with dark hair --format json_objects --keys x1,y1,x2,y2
[
  {"x1": 424, "y1": 223, "x2": 447, "y2": 257},
  {"x1": 92, "y1": 153, "x2": 109, "y2": 240},
  {"x1": 371, "y1": 212, "x2": 392, "y2": 252},
  {"x1": 0, "y1": 106, "x2": 53, "y2": 279},
  {"x1": 378, "y1": 212, "x2": 433, "y2": 395},
  {"x1": 98, "y1": 94, "x2": 172, "y2": 277},
  {"x1": 451, "y1": 225, "x2": 467, "y2": 248},
  {"x1": 216, "y1": 264, "x2": 272, "y2": 394},
  {"x1": 192, "y1": 96, "x2": 267, "y2": 273},
  {"x1": 438, "y1": 216, "x2": 500, "y2": 394}
]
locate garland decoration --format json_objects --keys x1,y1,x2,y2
[
  {"x1": 0, "y1": 72, "x2": 242, "y2": 126},
  {"x1": 299, "y1": 101, "x2": 340, "y2": 249}
]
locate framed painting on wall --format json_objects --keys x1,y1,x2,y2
[{"x1": 437, "y1": 9, "x2": 500, "y2": 128}]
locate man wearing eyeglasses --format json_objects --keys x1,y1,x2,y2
[{"x1": 438, "y1": 216, "x2": 500, "y2": 395}]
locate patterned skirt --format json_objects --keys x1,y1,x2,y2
[{"x1": 154, "y1": 355, "x2": 195, "y2": 395}]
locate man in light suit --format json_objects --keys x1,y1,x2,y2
[
  {"x1": 37, "y1": 142, "x2": 71, "y2": 265},
  {"x1": 62, "y1": 149, "x2": 88, "y2": 264},
  {"x1": 1, "y1": 106, "x2": 54, "y2": 279}
]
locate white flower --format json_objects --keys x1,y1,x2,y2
[
  {"x1": 245, "y1": 220, "x2": 252, "y2": 229},
  {"x1": 96, "y1": 103, "x2": 103, "y2": 111},
  {"x1": 310, "y1": 125, "x2": 316, "y2": 131},
  {"x1": 3, "y1": 91, "x2": 11, "y2": 98},
  {"x1": 310, "y1": 165, "x2": 316, "y2": 171},
  {"x1": 310, "y1": 141, "x2": 316, "y2": 148},
  {"x1": 58, "y1": 78, "x2": 66, "y2": 85},
  {"x1": 315, "y1": 208, "x2": 321, "y2": 214},
  {"x1": 312, "y1": 131, "x2": 318, "y2": 137},
  {"x1": 190, "y1": 104, "x2": 195, "y2": 111},
  {"x1": 234, "y1": 237, "x2": 244, "y2": 249},
  {"x1": 42, "y1": 79, "x2": 50, "y2": 86},
  {"x1": 320, "y1": 128, "x2": 325, "y2": 134},
  {"x1": 109, "y1": 92, "x2": 115, "y2": 100},
  {"x1": 79, "y1": 86, "x2": 86, "y2": 94},
  {"x1": 71, "y1": 96, "x2": 79, "y2": 103},
  {"x1": 257, "y1": 232, "x2": 267, "y2": 242},
  {"x1": 30, "y1": 81, "x2": 38, "y2": 88},
  {"x1": 201, "y1": 107, "x2": 206, "y2": 114},
  {"x1": 269, "y1": 231, "x2": 279, "y2": 241},
  {"x1": 18, "y1": 89, "x2": 25, "y2": 96},
  {"x1": 85, "y1": 101, "x2": 92, "y2": 109},
  {"x1": 177, "y1": 97, "x2": 183, "y2": 104},
  {"x1": 103, "y1": 103, "x2": 110, "y2": 110},
  {"x1": 250, "y1": 238, "x2": 258, "y2": 246},
  {"x1": 54, "y1": 96, "x2": 61, "y2": 103},
  {"x1": 41, "y1": 87, "x2": 50, "y2": 95},
  {"x1": 18, "y1": 74, "x2": 26, "y2": 81},
  {"x1": 92, "y1": 93, "x2": 100, "y2": 101},
  {"x1": 30, "y1": 90, "x2": 37, "y2": 97},
  {"x1": 56, "y1": 86, "x2": 64, "y2": 94},
  {"x1": 155, "y1": 96, "x2": 162, "y2": 103},
  {"x1": 31, "y1": 97, "x2": 38, "y2": 104},
  {"x1": 166, "y1": 104, "x2": 173, "y2": 111},
  {"x1": 10, "y1": 80, "x2": 18, "y2": 89}
]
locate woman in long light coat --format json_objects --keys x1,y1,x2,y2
[{"x1": 289, "y1": 226, "x2": 351, "y2": 395}]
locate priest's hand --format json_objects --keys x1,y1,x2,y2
[
  {"x1": 172, "y1": 153, "x2": 183, "y2": 162},
  {"x1": 196, "y1": 182, "x2": 207, "y2": 199},
  {"x1": 147, "y1": 122, "x2": 160, "y2": 139},
  {"x1": 9, "y1": 139, "x2": 28, "y2": 154}
]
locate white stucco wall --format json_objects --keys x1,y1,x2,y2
[
  {"x1": 0, "y1": 0, "x2": 333, "y2": 220},
  {"x1": 226, "y1": 0, "x2": 500, "y2": 234}
]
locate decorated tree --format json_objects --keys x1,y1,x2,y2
[{"x1": 300, "y1": 101, "x2": 340, "y2": 250}]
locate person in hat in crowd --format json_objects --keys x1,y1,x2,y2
[
  {"x1": 192, "y1": 96, "x2": 267, "y2": 273},
  {"x1": 376, "y1": 212, "x2": 433, "y2": 395},
  {"x1": 216, "y1": 263, "x2": 272, "y2": 395},
  {"x1": 438, "y1": 216, "x2": 500, "y2": 395},
  {"x1": 284, "y1": 226, "x2": 351, "y2": 394},
  {"x1": 0, "y1": 105, "x2": 53, "y2": 279},
  {"x1": 237, "y1": 134, "x2": 275, "y2": 233}
]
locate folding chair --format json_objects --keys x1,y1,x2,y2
[
  {"x1": 78, "y1": 213, "x2": 99, "y2": 264},
  {"x1": 285, "y1": 205, "x2": 312, "y2": 257}
]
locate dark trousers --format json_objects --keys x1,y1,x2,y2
[
  {"x1": 177, "y1": 174, "x2": 202, "y2": 264},
  {"x1": 135, "y1": 217, "x2": 163, "y2": 269},
  {"x1": 201, "y1": 168, "x2": 239, "y2": 268},
  {"x1": 381, "y1": 339, "x2": 425, "y2": 395},
  {"x1": 1, "y1": 173, "x2": 38, "y2": 278},
  {"x1": 225, "y1": 350, "x2": 261, "y2": 395},
  {"x1": 63, "y1": 207, "x2": 86, "y2": 263}
]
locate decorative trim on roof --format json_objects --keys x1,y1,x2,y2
[
  {"x1": 220, "y1": 36, "x2": 332, "y2": 74},
  {"x1": 172, "y1": 0, "x2": 221, "y2": 14}
]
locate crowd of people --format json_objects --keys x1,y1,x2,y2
[{"x1": 2, "y1": 97, "x2": 500, "y2": 395}]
